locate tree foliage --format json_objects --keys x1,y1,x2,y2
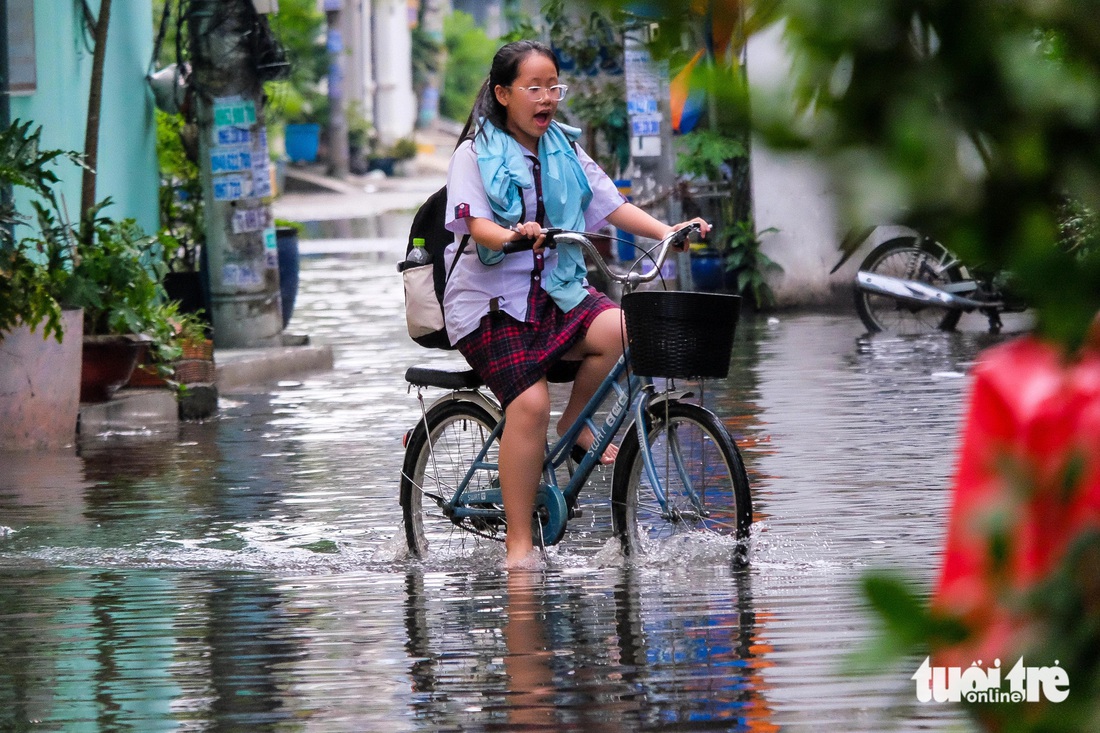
[
  {"x1": 771, "y1": 0, "x2": 1100, "y2": 347},
  {"x1": 440, "y1": 11, "x2": 496, "y2": 123}
]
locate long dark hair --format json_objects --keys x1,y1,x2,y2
[{"x1": 456, "y1": 40, "x2": 560, "y2": 147}]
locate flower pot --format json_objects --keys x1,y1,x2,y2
[
  {"x1": 367, "y1": 156, "x2": 397, "y2": 176},
  {"x1": 0, "y1": 309, "x2": 84, "y2": 450},
  {"x1": 80, "y1": 335, "x2": 144, "y2": 403},
  {"x1": 690, "y1": 249, "x2": 726, "y2": 292},
  {"x1": 285, "y1": 123, "x2": 321, "y2": 163},
  {"x1": 276, "y1": 227, "x2": 300, "y2": 328}
]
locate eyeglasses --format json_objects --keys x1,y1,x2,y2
[{"x1": 511, "y1": 84, "x2": 569, "y2": 102}]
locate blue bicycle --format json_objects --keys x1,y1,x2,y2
[{"x1": 399, "y1": 225, "x2": 752, "y2": 559}]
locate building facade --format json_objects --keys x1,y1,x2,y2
[{"x1": 8, "y1": 2, "x2": 159, "y2": 234}]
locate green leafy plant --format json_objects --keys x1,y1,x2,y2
[
  {"x1": 441, "y1": 10, "x2": 497, "y2": 122},
  {"x1": 156, "y1": 110, "x2": 203, "y2": 273},
  {"x1": 675, "y1": 129, "x2": 747, "y2": 181},
  {"x1": 0, "y1": 121, "x2": 84, "y2": 343},
  {"x1": 263, "y1": 0, "x2": 327, "y2": 127},
  {"x1": 63, "y1": 205, "x2": 169, "y2": 338},
  {"x1": 723, "y1": 219, "x2": 780, "y2": 309},
  {"x1": 385, "y1": 137, "x2": 419, "y2": 162}
]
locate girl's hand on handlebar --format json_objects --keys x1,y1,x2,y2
[
  {"x1": 669, "y1": 218, "x2": 711, "y2": 250},
  {"x1": 510, "y1": 221, "x2": 546, "y2": 252}
]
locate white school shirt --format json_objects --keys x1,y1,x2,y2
[{"x1": 442, "y1": 137, "x2": 626, "y2": 345}]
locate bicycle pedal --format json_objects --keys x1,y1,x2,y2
[{"x1": 569, "y1": 507, "x2": 583, "y2": 519}]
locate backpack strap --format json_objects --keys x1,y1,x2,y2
[{"x1": 445, "y1": 233, "x2": 472, "y2": 283}]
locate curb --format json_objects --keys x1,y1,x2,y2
[{"x1": 215, "y1": 344, "x2": 336, "y2": 391}]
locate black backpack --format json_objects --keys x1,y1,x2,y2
[{"x1": 398, "y1": 185, "x2": 471, "y2": 349}]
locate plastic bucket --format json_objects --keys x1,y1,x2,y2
[
  {"x1": 285, "y1": 123, "x2": 320, "y2": 163},
  {"x1": 613, "y1": 179, "x2": 636, "y2": 261}
]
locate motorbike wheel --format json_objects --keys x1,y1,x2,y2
[{"x1": 854, "y1": 237, "x2": 968, "y2": 334}]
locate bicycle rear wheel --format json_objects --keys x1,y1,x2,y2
[
  {"x1": 400, "y1": 399, "x2": 504, "y2": 559},
  {"x1": 611, "y1": 400, "x2": 752, "y2": 557},
  {"x1": 854, "y1": 237, "x2": 966, "y2": 333}
]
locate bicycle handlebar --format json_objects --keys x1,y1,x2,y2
[{"x1": 499, "y1": 223, "x2": 701, "y2": 292}]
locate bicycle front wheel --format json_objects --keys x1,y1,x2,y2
[
  {"x1": 611, "y1": 400, "x2": 752, "y2": 556},
  {"x1": 854, "y1": 237, "x2": 967, "y2": 333},
  {"x1": 400, "y1": 399, "x2": 503, "y2": 559}
]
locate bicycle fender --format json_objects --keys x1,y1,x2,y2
[{"x1": 426, "y1": 389, "x2": 502, "y2": 422}]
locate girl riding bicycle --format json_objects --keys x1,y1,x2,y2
[{"x1": 443, "y1": 40, "x2": 710, "y2": 568}]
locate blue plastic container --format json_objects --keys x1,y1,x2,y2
[
  {"x1": 276, "y1": 227, "x2": 300, "y2": 328},
  {"x1": 284, "y1": 123, "x2": 320, "y2": 163},
  {"x1": 690, "y1": 249, "x2": 725, "y2": 292},
  {"x1": 613, "y1": 179, "x2": 635, "y2": 261}
]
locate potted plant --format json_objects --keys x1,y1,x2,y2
[
  {"x1": 55, "y1": 203, "x2": 185, "y2": 402},
  {"x1": 0, "y1": 121, "x2": 86, "y2": 449},
  {"x1": 368, "y1": 136, "x2": 418, "y2": 176},
  {"x1": 674, "y1": 129, "x2": 783, "y2": 306},
  {"x1": 156, "y1": 109, "x2": 207, "y2": 319}
]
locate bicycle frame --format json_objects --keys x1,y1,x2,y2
[
  {"x1": 410, "y1": 223, "x2": 714, "y2": 544},
  {"x1": 421, "y1": 352, "x2": 702, "y2": 543}
]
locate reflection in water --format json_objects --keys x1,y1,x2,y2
[
  {"x1": 0, "y1": 251, "x2": 998, "y2": 731},
  {"x1": 403, "y1": 567, "x2": 775, "y2": 732}
]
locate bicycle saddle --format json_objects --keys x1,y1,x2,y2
[{"x1": 405, "y1": 363, "x2": 484, "y2": 390}]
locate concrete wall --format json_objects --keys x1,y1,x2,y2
[
  {"x1": 745, "y1": 23, "x2": 902, "y2": 307},
  {"x1": 372, "y1": 0, "x2": 417, "y2": 144},
  {"x1": 10, "y1": 1, "x2": 159, "y2": 235}
]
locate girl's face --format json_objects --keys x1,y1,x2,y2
[{"x1": 494, "y1": 53, "x2": 560, "y2": 152}]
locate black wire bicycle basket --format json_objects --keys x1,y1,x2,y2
[{"x1": 621, "y1": 291, "x2": 741, "y2": 379}]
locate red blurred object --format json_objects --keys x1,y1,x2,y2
[{"x1": 934, "y1": 336, "x2": 1100, "y2": 665}]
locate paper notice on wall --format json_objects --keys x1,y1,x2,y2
[
  {"x1": 222, "y1": 262, "x2": 263, "y2": 288},
  {"x1": 217, "y1": 126, "x2": 251, "y2": 146},
  {"x1": 231, "y1": 207, "x2": 273, "y2": 234},
  {"x1": 213, "y1": 96, "x2": 257, "y2": 129},
  {"x1": 631, "y1": 136, "x2": 661, "y2": 158},
  {"x1": 211, "y1": 146, "x2": 253, "y2": 174},
  {"x1": 264, "y1": 228, "x2": 278, "y2": 269},
  {"x1": 631, "y1": 114, "x2": 661, "y2": 137},
  {"x1": 213, "y1": 175, "x2": 250, "y2": 201},
  {"x1": 624, "y1": 47, "x2": 667, "y2": 160},
  {"x1": 625, "y1": 49, "x2": 662, "y2": 115},
  {"x1": 251, "y1": 127, "x2": 273, "y2": 199}
]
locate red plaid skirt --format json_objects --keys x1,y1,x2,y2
[{"x1": 457, "y1": 285, "x2": 617, "y2": 407}]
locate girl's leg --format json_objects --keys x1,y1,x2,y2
[
  {"x1": 500, "y1": 379, "x2": 551, "y2": 567},
  {"x1": 558, "y1": 308, "x2": 626, "y2": 462}
]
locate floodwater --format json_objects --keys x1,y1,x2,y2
[{"x1": 0, "y1": 242, "x2": 1028, "y2": 732}]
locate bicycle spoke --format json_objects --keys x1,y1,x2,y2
[
  {"x1": 400, "y1": 401, "x2": 506, "y2": 559},
  {"x1": 612, "y1": 402, "x2": 752, "y2": 557}
]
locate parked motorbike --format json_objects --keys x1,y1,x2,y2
[{"x1": 833, "y1": 233, "x2": 1027, "y2": 335}]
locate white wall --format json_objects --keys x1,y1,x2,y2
[
  {"x1": 745, "y1": 23, "x2": 898, "y2": 306},
  {"x1": 372, "y1": 0, "x2": 417, "y2": 144}
]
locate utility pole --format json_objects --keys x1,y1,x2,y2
[
  {"x1": 325, "y1": 0, "x2": 349, "y2": 179},
  {"x1": 189, "y1": 0, "x2": 283, "y2": 348}
]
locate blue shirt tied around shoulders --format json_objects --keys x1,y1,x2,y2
[{"x1": 475, "y1": 119, "x2": 593, "y2": 313}]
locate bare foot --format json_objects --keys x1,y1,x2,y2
[
  {"x1": 503, "y1": 547, "x2": 545, "y2": 571},
  {"x1": 569, "y1": 430, "x2": 618, "y2": 465}
]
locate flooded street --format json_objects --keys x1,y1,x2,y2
[{"x1": 0, "y1": 243, "x2": 1027, "y2": 731}]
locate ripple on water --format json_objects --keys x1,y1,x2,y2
[{"x1": 0, "y1": 256, "x2": 994, "y2": 732}]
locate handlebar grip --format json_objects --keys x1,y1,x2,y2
[
  {"x1": 671, "y1": 222, "x2": 702, "y2": 247},
  {"x1": 501, "y1": 228, "x2": 560, "y2": 254},
  {"x1": 501, "y1": 237, "x2": 538, "y2": 254}
]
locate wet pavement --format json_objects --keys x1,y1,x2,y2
[{"x1": 0, "y1": 236, "x2": 1032, "y2": 731}]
